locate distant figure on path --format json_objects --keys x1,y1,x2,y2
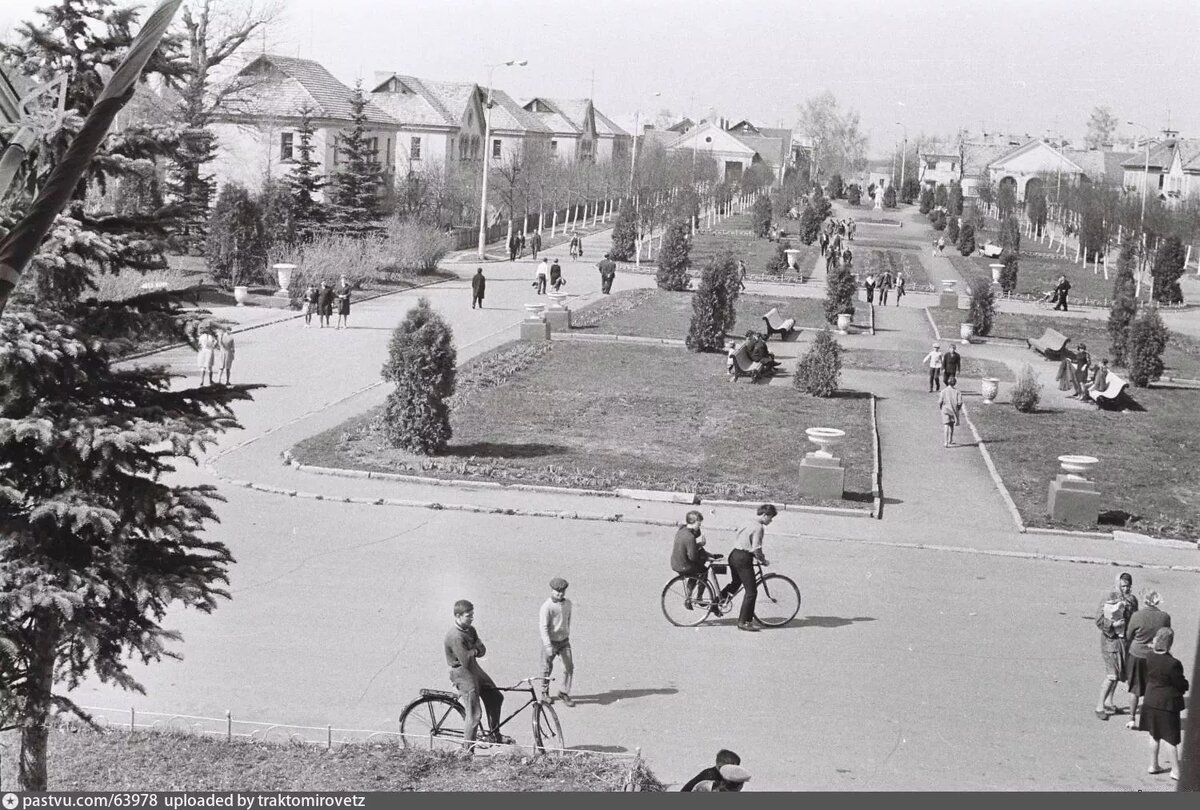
[
  {"x1": 937, "y1": 377, "x2": 963, "y2": 447},
  {"x1": 895, "y1": 271, "x2": 906, "y2": 305},
  {"x1": 1089, "y1": 358, "x2": 1111, "y2": 400},
  {"x1": 471, "y1": 268, "x2": 486, "y2": 309},
  {"x1": 216, "y1": 328, "x2": 235, "y2": 385},
  {"x1": 682, "y1": 749, "x2": 742, "y2": 792},
  {"x1": 938, "y1": 236, "x2": 946, "y2": 254},
  {"x1": 569, "y1": 232, "x2": 581, "y2": 259},
  {"x1": 1068, "y1": 343, "x2": 1090, "y2": 400},
  {"x1": 1055, "y1": 353, "x2": 1076, "y2": 393},
  {"x1": 1138, "y1": 628, "x2": 1188, "y2": 780},
  {"x1": 1125, "y1": 590, "x2": 1172, "y2": 729},
  {"x1": 517, "y1": 230, "x2": 526, "y2": 259},
  {"x1": 535, "y1": 259, "x2": 549, "y2": 295},
  {"x1": 1095, "y1": 572, "x2": 1138, "y2": 719},
  {"x1": 302, "y1": 283, "x2": 318, "y2": 327},
  {"x1": 737, "y1": 259, "x2": 747, "y2": 291},
  {"x1": 197, "y1": 327, "x2": 217, "y2": 386},
  {"x1": 1053, "y1": 274, "x2": 1071, "y2": 311},
  {"x1": 538, "y1": 577, "x2": 574, "y2": 707},
  {"x1": 941, "y1": 344, "x2": 961, "y2": 387},
  {"x1": 864, "y1": 273, "x2": 876, "y2": 304},
  {"x1": 878, "y1": 270, "x2": 893, "y2": 305},
  {"x1": 923, "y1": 343, "x2": 943, "y2": 392},
  {"x1": 317, "y1": 282, "x2": 334, "y2": 328},
  {"x1": 549, "y1": 260, "x2": 565, "y2": 291},
  {"x1": 598, "y1": 253, "x2": 617, "y2": 295},
  {"x1": 508, "y1": 231, "x2": 520, "y2": 262},
  {"x1": 334, "y1": 277, "x2": 351, "y2": 329},
  {"x1": 529, "y1": 230, "x2": 542, "y2": 260}
]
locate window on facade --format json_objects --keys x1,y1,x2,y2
[
  {"x1": 280, "y1": 132, "x2": 294, "y2": 161},
  {"x1": 364, "y1": 137, "x2": 378, "y2": 158},
  {"x1": 1158, "y1": 174, "x2": 1165, "y2": 189},
  {"x1": 550, "y1": 140, "x2": 558, "y2": 155},
  {"x1": 471, "y1": 135, "x2": 480, "y2": 159},
  {"x1": 926, "y1": 159, "x2": 937, "y2": 170},
  {"x1": 951, "y1": 162, "x2": 957, "y2": 171},
  {"x1": 410, "y1": 136, "x2": 422, "y2": 160},
  {"x1": 492, "y1": 139, "x2": 502, "y2": 159}
]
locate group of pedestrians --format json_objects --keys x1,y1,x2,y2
[
  {"x1": 507, "y1": 229, "x2": 544, "y2": 262},
  {"x1": 921, "y1": 343, "x2": 964, "y2": 446},
  {"x1": 301, "y1": 278, "x2": 352, "y2": 328},
  {"x1": 196, "y1": 326, "x2": 235, "y2": 386},
  {"x1": 533, "y1": 258, "x2": 566, "y2": 295},
  {"x1": 1094, "y1": 575, "x2": 1189, "y2": 781},
  {"x1": 1055, "y1": 343, "x2": 1111, "y2": 404},
  {"x1": 863, "y1": 270, "x2": 905, "y2": 305}
]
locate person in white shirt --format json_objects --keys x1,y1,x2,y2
[
  {"x1": 534, "y1": 260, "x2": 550, "y2": 295},
  {"x1": 922, "y1": 343, "x2": 943, "y2": 393},
  {"x1": 538, "y1": 577, "x2": 574, "y2": 706}
]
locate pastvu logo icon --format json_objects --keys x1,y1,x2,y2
[{"x1": 2, "y1": 792, "x2": 19, "y2": 810}]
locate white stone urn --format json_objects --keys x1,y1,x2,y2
[
  {"x1": 989, "y1": 263, "x2": 1004, "y2": 284},
  {"x1": 942, "y1": 279, "x2": 957, "y2": 294},
  {"x1": 785, "y1": 248, "x2": 801, "y2": 270},
  {"x1": 273, "y1": 263, "x2": 297, "y2": 292},
  {"x1": 960, "y1": 322, "x2": 975, "y2": 344},
  {"x1": 547, "y1": 292, "x2": 569, "y2": 310},
  {"x1": 981, "y1": 377, "x2": 999, "y2": 404},
  {"x1": 233, "y1": 285, "x2": 249, "y2": 306},
  {"x1": 1058, "y1": 454, "x2": 1099, "y2": 481},
  {"x1": 523, "y1": 303, "x2": 547, "y2": 322},
  {"x1": 805, "y1": 427, "x2": 846, "y2": 459},
  {"x1": 836, "y1": 312, "x2": 852, "y2": 334}
]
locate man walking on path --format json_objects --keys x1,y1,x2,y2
[
  {"x1": 538, "y1": 577, "x2": 575, "y2": 707},
  {"x1": 529, "y1": 230, "x2": 542, "y2": 260},
  {"x1": 937, "y1": 378, "x2": 964, "y2": 447},
  {"x1": 923, "y1": 343, "x2": 943, "y2": 392},
  {"x1": 878, "y1": 270, "x2": 893, "y2": 305},
  {"x1": 508, "y1": 232, "x2": 520, "y2": 262},
  {"x1": 1054, "y1": 275, "x2": 1071, "y2": 311},
  {"x1": 598, "y1": 253, "x2": 617, "y2": 295},
  {"x1": 444, "y1": 599, "x2": 505, "y2": 751},
  {"x1": 535, "y1": 259, "x2": 549, "y2": 295},
  {"x1": 941, "y1": 344, "x2": 961, "y2": 387},
  {"x1": 471, "y1": 268, "x2": 486, "y2": 309}
]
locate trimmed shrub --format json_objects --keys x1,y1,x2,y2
[
  {"x1": 382, "y1": 218, "x2": 452, "y2": 274},
  {"x1": 846, "y1": 183, "x2": 861, "y2": 206},
  {"x1": 827, "y1": 173, "x2": 845, "y2": 199},
  {"x1": 793, "y1": 326, "x2": 841, "y2": 397},
  {"x1": 751, "y1": 195, "x2": 772, "y2": 238},
  {"x1": 1127, "y1": 308, "x2": 1170, "y2": 387},
  {"x1": 799, "y1": 202, "x2": 822, "y2": 245},
  {"x1": 379, "y1": 298, "x2": 457, "y2": 454},
  {"x1": 957, "y1": 223, "x2": 976, "y2": 255},
  {"x1": 934, "y1": 184, "x2": 948, "y2": 209},
  {"x1": 901, "y1": 178, "x2": 921, "y2": 205},
  {"x1": 882, "y1": 186, "x2": 897, "y2": 208},
  {"x1": 999, "y1": 216, "x2": 1021, "y2": 253},
  {"x1": 655, "y1": 220, "x2": 692, "y2": 291},
  {"x1": 1108, "y1": 237, "x2": 1139, "y2": 365},
  {"x1": 686, "y1": 251, "x2": 739, "y2": 352},
  {"x1": 1011, "y1": 363, "x2": 1042, "y2": 413},
  {"x1": 765, "y1": 240, "x2": 791, "y2": 276},
  {"x1": 1151, "y1": 235, "x2": 1186, "y2": 304},
  {"x1": 918, "y1": 187, "x2": 934, "y2": 214},
  {"x1": 609, "y1": 202, "x2": 638, "y2": 261},
  {"x1": 946, "y1": 215, "x2": 959, "y2": 243},
  {"x1": 824, "y1": 262, "x2": 857, "y2": 325},
  {"x1": 948, "y1": 180, "x2": 964, "y2": 216},
  {"x1": 931, "y1": 209, "x2": 947, "y2": 231},
  {"x1": 966, "y1": 276, "x2": 995, "y2": 337},
  {"x1": 999, "y1": 249, "x2": 1019, "y2": 295},
  {"x1": 206, "y1": 182, "x2": 267, "y2": 288}
]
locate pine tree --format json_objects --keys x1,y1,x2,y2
[
  {"x1": 286, "y1": 104, "x2": 329, "y2": 242},
  {"x1": 765, "y1": 240, "x2": 790, "y2": 276},
  {"x1": 934, "y1": 185, "x2": 948, "y2": 209},
  {"x1": 0, "y1": 313, "x2": 257, "y2": 791},
  {"x1": 1127, "y1": 308, "x2": 1170, "y2": 387},
  {"x1": 751, "y1": 195, "x2": 772, "y2": 237},
  {"x1": 165, "y1": 126, "x2": 218, "y2": 254},
  {"x1": 379, "y1": 298, "x2": 457, "y2": 453},
  {"x1": 948, "y1": 180, "x2": 964, "y2": 216},
  {"x1": 793, "y1": 326, "x2": 841, "y2": 397},
  {"x1": 845, "y1": 183, "x2": 861, "y2": 206},
  {"x1": 799, "y1": 201, "x2": 821, "y2": 244},
  {"x1": 1151, "y1": 236, "x2": 1187, "y2": 304},
  {"x1": 609, "y1": 200, "x2": 638, "y2": 261},
  {"x1": 686, "y1": 252, "x2": 738, "y2": 352},
  {"x1": 999, "y1": 216, "x2": 1021, "y2": 254},
  {"x1": 205, "y1": 183, "x2": 266, "y2": 288},
  {"x1": 883, "y1": 185, "x2": 897, "y2": 208},
  {"x1": 824, "y1": 262, "x2": 857, "y2": 325},
  {"x1": 827, "y1": 173, "x2": 844, "y2": 199},
  {"x1": 919, "y1": 187, "x2": 934, "y2": 214},
  {"x1": 947, "y1": 216, "x2": 960, "y2": 244},
  {"x1": 1108, "y1": 237, "x2": 1139, "y2": 365},
  {"x1": 258, "y1": 177, "x2": 296, "y2": 257},
  {"x1": 958, "y1": 223, "x2": 976, "y2": 255},
  {"x1": 656, "y1": 220, "x2": 692, "y2": 291},
  {"x1": 328, "y1": 82, "x2": 382, "y2": 236}
]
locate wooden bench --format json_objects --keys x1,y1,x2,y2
[
  {"x1": 1091, "y1": 372, "x2": 1130, "y2": 409},
  {"x1": 727, "y1": 343, "x2": 765, "y2": 382},
  {"x1": 762, "y1": 308, "x2": 797, "y2": 341},
  {"x1": 1027, "y1": 328, "x2": 1070, "y2": 358}
]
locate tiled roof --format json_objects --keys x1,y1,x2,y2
[
  {"x1": 593, "y1": 107, "x2": 628, "y2": 137},
  {"x1": 919, "y1": 141, "x2": 960, "y2": 157},
  {"x1": 230, "y1": 55, "x2": 397, "y2": 125},
  {"x1": 486, "y1": 89, "x2": 551, "y2": 134},
  {"x1": 420, "y1": 79, "x2": 483, "y2": 126},
  {"x1": 730, "y1": 132, "x2": 786, "y2": 167},
  {"x1": 961, "y1": 142, "x2": 1012, "y2": 175},
  {"x1": 370, "y1": 75, "x2": 456, "y2": 128}
]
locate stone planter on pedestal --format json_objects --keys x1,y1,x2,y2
[
  {"x1": 981, "y1": 377, "x2": 999, "y2": 404},
  {"x1": 1047, "y1": 455, "x2": 1101, "y2": 525},
  {"x1": 233, "y1": 285, "x2": 249, "y2": 306},
  {"x1": 798, "y1": 427, "x2": 846, "y2": 498},
  {"x1": 960, "y1": 322, "x2": 975, "y2": 344},
  {"x1": 273, "y1": 263, "x2": 296, "y2": 299},
  {"x1": 545, "y1": 292, "x2": 571, "y2": 331},
  {"x1": 785, "y1": 248, "x2": 801, "y2": 270},
  {"x1": 836, "y1": 313, "x2": 852, "y2": 334},
  {"x1": 939, "y1": 279, "x2": 958, "y2": 309},
  {"x1": 989, "y1": 263, "x2": 1003, "y2": 284},
  {"x1": 521, "y1": 303, "x2": 550, "y2": 341}
]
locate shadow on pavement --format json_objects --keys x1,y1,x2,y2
[
  {"x1": 567, "y1": 688, "x2": 679, "y2": 706},
  {"x1": 790, "y1": 615, "x2": 877, "y2": 629},
  {"x1": 568, "y1": 744, "x2": 631, "y2": 754}
]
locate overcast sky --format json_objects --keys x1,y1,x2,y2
[{"x1": 3, "y1": 0, "x2": 1197, "y2": 154}]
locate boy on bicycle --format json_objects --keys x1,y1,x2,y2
[
  {"x1": 718, "y1": 504, "x2": 777, "y2": 632},
  {"x1": 445, "y1": 599, "x2": 507, "y2": 751},
  {"x1": 671, "y1": 511, "x2": 714, "y2": 609}
]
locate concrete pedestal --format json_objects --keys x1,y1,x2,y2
[
  {"x1": 545, "y1": 309, "x2": 572, "y2": 332},
  {"x1": 798, "y1": 453, "x2": 845, "y2": 499},
  {"x1": 938, "y1": 292, "x2": 959, "y2": 309},
  {"x1": 1047, "y1": 475, "x2": 1100, "y2": 525},
  {"x1": 521, "y1": 320, "x2": 551, "y2": 341}
]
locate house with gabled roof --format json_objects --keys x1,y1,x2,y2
[
  {"x1": 666, "y1": 121, "x2": 758, "y2": 182},
  {"x1": 519, "y1": 97, "x2": 631, "y2": 165},
  {"x1": 209, "y1": 54, "x2": 399, "y2": 196},
  {"x1": 370, "y1": 73, "x2": 487, "y2": 177},
  {"x1": 1120, "y1": 136, "x2": 1200, "y2": 203},
  {"x1": 985, "y1": 139, "x2": 1137, "y2": 202}
]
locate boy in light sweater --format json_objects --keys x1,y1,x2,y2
[{"x1": 539, "y1": 577, "x2": 574, "y2": 706}]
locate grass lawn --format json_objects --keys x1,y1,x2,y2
[
  {"x1": 842, "y1": 348, "x2": 1014, "y2": 382},
  {"x1": 926, "y1": 308, "x2": 1200, "y2": 380},
  {"x1": 293, "y1": 341, "x2": 875, "y2": 506},
  {"x1": 947, "y1": 252, "x2": 1117, "y2": 304},
  {"x1": 574, "y1": 288, "x2": 829, "y2": 341},
  {"x1": 0, "y1": 728, "x2": 661, "y2": 791},
  {"x1": 969, "y1": 387, "x2": 1200, "y2": 538},
  {"x1": 690, "y1": 213, "x2": 821, "y2": 278},
  {"x1": 857, "y1": 248, "x2": 934, "y2": 291}
]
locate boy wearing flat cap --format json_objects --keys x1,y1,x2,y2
[
  {"x1": 693, "y1": 764, "x2": 752, "y2": 791},
  {"x1": 539, "y1": 577, "x2": 575, "y2": 707}
]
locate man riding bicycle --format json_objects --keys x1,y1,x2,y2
[
  {"x1": 444, "y1": 599, "x2": 508, "y2": 751},
  {"x1": 670, "y1": 510, "x2": 714, "y2": 610}
]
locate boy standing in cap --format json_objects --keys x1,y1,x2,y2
[
  {"x1": 539, "y1": 578, "x2": 574, "y2": 707},
  {"x1": 922, "y1": 343, "x2": 943, "y2": 392}
]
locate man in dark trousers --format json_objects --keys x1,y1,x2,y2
[
  {"x1": 682, "y1": 749, "x2": 742, "y2": 791},
  {"x1": 444, "y1": 599, "x2": 506, "y2": 752},
  {"x1": 878, "y1": 270, "x2": 893, "y2": 305},
  {"x1": 598, "y1": 252, "x2": 617, "y2": 295},
  {"x1": 1053, "y1": 274, "x2": 1071, "y2": 311},
  {"x1": 317, "y1": 281, "x2": 334, "y2": 328},
  {"x1": 941, "y1": 344, "x2": 961, "y2": 386},
  {"x1": 508, "y1": 231, "x2": 520, "y2": 262},
  {"x1": 471, "y1": 268, "x2": 486, "y2": 309},
  {"x1": 529, "y1": 229, "x2": 542, "y2": 260}
]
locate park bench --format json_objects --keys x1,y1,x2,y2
[
  {"x1": 1091, "y1": 372, "x2": 1130, "y2": 410},
  {"x1": 762, "y1": 308, "x2": 797, "y2": 341},
  {"x1": 727, "y1": 343, "x2": 765, "y2": 382},
  {"x1": 1027, "y1": 328, "x2": 1070, "y2": 359}
]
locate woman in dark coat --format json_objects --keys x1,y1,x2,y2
[
  {"x1": 1124, "y1": 589, "x2": 1171, "y2": 728},
  {"x1": 334, "y1": 277, "x2": 351, "y2": 329},
  {"x1": 1138, "y1": 628, "x2": 1188, "y2": 779}
]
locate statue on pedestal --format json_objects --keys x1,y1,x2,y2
[{"x1": 873, "y1": 183, "x2": 885, "y2": 210}]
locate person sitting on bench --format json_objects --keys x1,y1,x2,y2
[
  {"x1": 1088, "y1": 358, "x2": 1110, "y2": 402},
  {"x1": 745, "y1": 332, "x2": 780, "y2": 372}
]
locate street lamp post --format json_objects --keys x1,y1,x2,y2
[
  {"x1": 477, "y1": 59, "x2": 526, "y2": 259},
  {"x1": 896, "y1": 122, "x2": 907, "y2": 202},
  {"x1": 1127, "y1": 120, "x2": 1152, "y2": 299}
]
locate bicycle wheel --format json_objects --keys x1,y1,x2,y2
[
  {"x1": 532, "y1": 702, "x2": 565, "y2": 752},
  {"x1": 661, "y1": 574, "x2": 716, "y2": 627},
  {"x1": 755, "y1": 573, "x2": 801, "y2": 627},
  {"x1": 399, "y1": 695, "x2": 466, "y2": 750}
]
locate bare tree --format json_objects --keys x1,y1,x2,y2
[
  {"x1": 1085, "y1": 106, "x2": 1119, "y2": 149},
  {"x1": 795, "y1": 91, "x2": 867, "y2": 179}
]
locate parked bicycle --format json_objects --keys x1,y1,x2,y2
[
  {"x1": 661, "y1": 554, "x2": 801, "y2": 627},
  {"x1": 398, "y1": 675, "x2": 564, "y2": 752}
]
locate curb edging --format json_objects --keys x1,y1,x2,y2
[
  {"x1": 961, "y1": 402, "x2": 1028, "y2": 533},
  {"x1": 870, "y1": 393, "x2": 883, "y2": 520},
  {"x1": 924, "y1": 306, "x2": 942, "y2": 342}
]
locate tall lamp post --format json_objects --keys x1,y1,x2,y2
[
  {"x1": 477, "y1": 59, "x2": 527, "y2": 259},
  {"x1": 895, "y1": 122, "x2": 907, "y2": 202},
  {"x1": 1127, "y1": 120, "x2": 1152, "y2": 299}
]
